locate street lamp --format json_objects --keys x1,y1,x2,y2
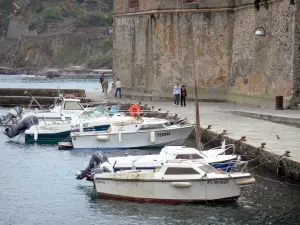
[{"x1": 254, "y1": 27, "x2": 265, "y2": 36}]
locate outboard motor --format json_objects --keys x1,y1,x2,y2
[
  {"x1": 4, "y1": 115, "x2": 39, "y2": 138},
  {"x1": 0, "y1": 106, "x2": 23, "y2": 126},
  {"x1": 76, "y1": 151, "x2": 112, "y2": 180}
]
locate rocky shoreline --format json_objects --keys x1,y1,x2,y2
[
  {"x1": 0, "y1": 67, "x2": 113, "y2": 78},
  {"x1": 0, "y1": 67, "x2": 40, "y2": 75}
]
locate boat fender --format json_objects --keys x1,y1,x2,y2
[
  {"x1": 96, "y1": 135, "x2": 109, "y2": 141},
  {"x1": 32, "y1": 125, "x2": 38, "y2": 141},
  {"x1": 150, "y1": 131, "x2": 155, "y2": 144},
  {"x1": 118, "y1": 132, "x2": 122, "y2": 143},
  {"x1": 170, "y1": 182, "x2": 191, "y2": 188}
]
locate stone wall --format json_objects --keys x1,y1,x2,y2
[
  {"x1": 114, "y1": 0, "x2": 233, "y2": 99},
  {"x1": 113, "y1": 0, "x2": 300, "y2": 107},
  {"x1": 229, "y1": 0, "x2": 296, "y2": 101}
]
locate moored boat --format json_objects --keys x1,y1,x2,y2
[
  {"x1": 71, "y1": 114, "x2": 194, "y2": 150},
  {"x1": 24, "y1": 106, "x2": 112, "y2": 144},
  {"x1": 93, "y1": 160, "x2": 242, "y2": 203}
]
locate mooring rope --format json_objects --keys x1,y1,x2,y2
[{"x1": 253, "y1": 173, "x2": 300, "y2": 188}]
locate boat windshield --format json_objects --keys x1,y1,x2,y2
[
  {"x1": 164, "y1": 167, "x2": 200, "y2": 175},
  {"x1": 198, "y1": 165, "x2": 217, "y2": 174},
  {"x1": 139, "y1": 124, "x2": 165, "y2": 130},
  {"x1": 175, "y1": 154, "x2": 203, "y2": 159},
  {"x1": 78, "y1": 107, "x2": 110, "y2": 119},
  {"x1": 64, "y1": 101, "x2": 84, "y2": 110}
]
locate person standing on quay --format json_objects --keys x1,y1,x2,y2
[
  {"x1": 181, "y1": 85, "x2": 187, "y2": 107},
  {"x1": 102, "y1": 77, "x2": 108, "y2": 98},
  {"x1": 173, "y1": 82, "x2": 181, "y2": 106},
  {"x1": 115, "y1": 78, "x2": 122, "y2": 98},
  {"x1": 99, "y1": 73, "x2": 105, "y2": 92}
]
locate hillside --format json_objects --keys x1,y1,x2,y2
[{"x1": 0, "y1": 0, "x2": 113, "y2": 69}]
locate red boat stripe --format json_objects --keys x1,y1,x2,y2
[{"x1": 97, "y1": 192, "x2": 239, "y2": 203}]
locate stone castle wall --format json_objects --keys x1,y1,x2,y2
[{"x1": 113, "y1": 0, "x2": 300, "y2": 106}]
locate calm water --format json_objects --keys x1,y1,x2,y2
[
  {"x1": 1, "y1": 97, "x2": 300, "y2": 224},
  {"x1": 0, "y1": 75, "x2": 112, "y2": 90}
]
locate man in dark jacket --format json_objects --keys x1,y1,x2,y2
[
  {"x1": 99, "y1": 73, "x2": 105, "y2": 92},
  {"x1": 181, "y1": 85, "x2": 187, "y2": 107}
]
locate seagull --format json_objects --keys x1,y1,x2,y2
[{"x1": 276, "y1": 135, "x2": 280, "y2": 140}]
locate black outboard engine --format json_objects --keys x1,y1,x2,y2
[
  {"x1": 4, "y1": 115, "x2": 39, "y2": 138},
  {"x1": 0, "y1": 106, "x2": 23, "y2": 126},
  {"x1": 76, "y1": 151, "x2": 111, "y2": 181}
]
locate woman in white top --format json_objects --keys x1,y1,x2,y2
[
  {"x1": 115, "y1": 78, "x2": 122, "y2": 98},
  {"x1": 173, "y1": 82, "x2": 181, "y2": 106}
]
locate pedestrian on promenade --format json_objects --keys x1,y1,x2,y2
[
  {"x1": 99, "y1": 73, "x2": 105, "y2": 92},
  {"x1": 173, "y1": 82, "x2": 181, "y2": 106},
  {"x1": 102, "y1": 77, "x2": 108, "y2": 98},
  {"x1": 115, "y1": 78, "x2": 122, "y2": 98},
  {"x1": 181, "y1": 85, "x2": 187, "y2": 107}
]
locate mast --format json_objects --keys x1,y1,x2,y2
[{"x1": 193, "y1": 60, "x2": 202, "y2": 151}]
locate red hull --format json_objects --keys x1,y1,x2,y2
[{"x1": 98, "y1": 192, "x2": 239, "y2": 203}]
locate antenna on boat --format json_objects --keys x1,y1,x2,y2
[{"x1": 193, "y1": 59, "x2": 202, "y2": 151}]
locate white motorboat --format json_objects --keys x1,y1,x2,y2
[
  {"x1": 71, "y1": 114, "x2": 194, "y2": 150},
  {"x1": 76, "y1": 146, "x2": 255, "y2": 188},
  {"x1": 107, "y1": 144, "x2": 241, "y2": 172},
  {"x1": 93, "y1": 160, "x2": 243, "y2": 203},
  {"x1": 22, "y1": 97, "x2": 85, "y2": 121},
  {"x1": 24, "y1": 106, "x2": 113, "y2": 144}
]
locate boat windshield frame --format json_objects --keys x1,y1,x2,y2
[{"x1": 78, "y1": 106, "x2": 111, "y2": 119}]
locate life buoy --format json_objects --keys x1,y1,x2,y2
[{"x1": 129, "y1": 104, "x2": 141, "y2": 117}]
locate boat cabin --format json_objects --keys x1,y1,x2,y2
[
  {"x1": 108, "y1": 114, "x2": 168, "y2": 133},
  {"x1": 154, "y1": 161, "x2": 220, "y2": 179},
  {"x1": 53, "y1": 98, "x2": 84, "y2": 114},
  {"x1": 160, "y1": 146, "x2": 205, "y2": 160}
]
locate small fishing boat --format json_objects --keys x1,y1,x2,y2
[
  {"x1": 76, "y1": 149, "x2": 255, "y2": 188},
  {"x1": 93, "y1": 160, "x2": 242, "y2": 203},
  {"x1": 107, "y1": 145, "x2": 241, "y2": 172},
  {"x1": 70, "y1": 114, "x2": 194, "y2": 150},
  {"x1": 24, "y1": 106, "x2": 112, "y2": 144},
  {"x1": 22, "y1": 96, "x2": 85, "y2": 121}
]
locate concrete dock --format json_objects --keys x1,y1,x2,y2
[
  {"x1": 0, "y1": 88, "x2": 87, "y2": 107},
  {"x1": 86, "y1": 89, "x2": 300, "y2": 179}
]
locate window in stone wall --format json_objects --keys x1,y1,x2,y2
[
  {"x1": 129, "y1": 0, "x2": 139, "y2": 8},
  {"x1": 184, "y1": 0, "x2": 196, "y2": 3}
]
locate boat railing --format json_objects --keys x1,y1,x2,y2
[
  {"x1": 207, "y1": 144, "x2": 236, "y2": 154},
  {"x1": 209, "y1": 160, "x2": 249, "y2": 173},
  {"x1": 165, "y1": 159, "x2": 249, "y2": 174}
]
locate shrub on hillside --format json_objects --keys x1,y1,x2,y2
[{"x1": 42, "y1": 7, "x2": 63, "y2": 21}]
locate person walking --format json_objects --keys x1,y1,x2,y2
[
  {"x1": 115, "y1": 78, "x2": 122, "y2": 98},
  {"x1": 102, "y1": 77, "x2": 108, "y2": 98},
  {"x1": 181, "y1": 85, "x2": 187, "y2": 107},
  {"x1": 99, "y1": 73, "x2": 105, "y2": 92},
  {"x1": 173, "y1": 82, "x2": 181, "y2": 106}
]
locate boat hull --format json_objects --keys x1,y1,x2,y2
[
  {"x1": 71, "y1": 126, "x2": 194, "y2": 150},
  {"x1": 25, "y1": 125, "x2": 110, "y2": 144},
  {"x1": 94, "y1": 178, "x2": 241, "y2": 203}
]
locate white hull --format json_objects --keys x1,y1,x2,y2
[
  {"x1": 94, "y1": 175, "x2": 241, "y2": 202},
  {"x1": 71, "y1": 126, "x2": 194, "y2": 150}
]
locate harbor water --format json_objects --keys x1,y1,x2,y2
[
  {"x1": 1, "y1": 77, "x2": 300, "y2": 225},
  {"x1": 0, "y1": 75, "x2": 112, "y2": 90}
]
